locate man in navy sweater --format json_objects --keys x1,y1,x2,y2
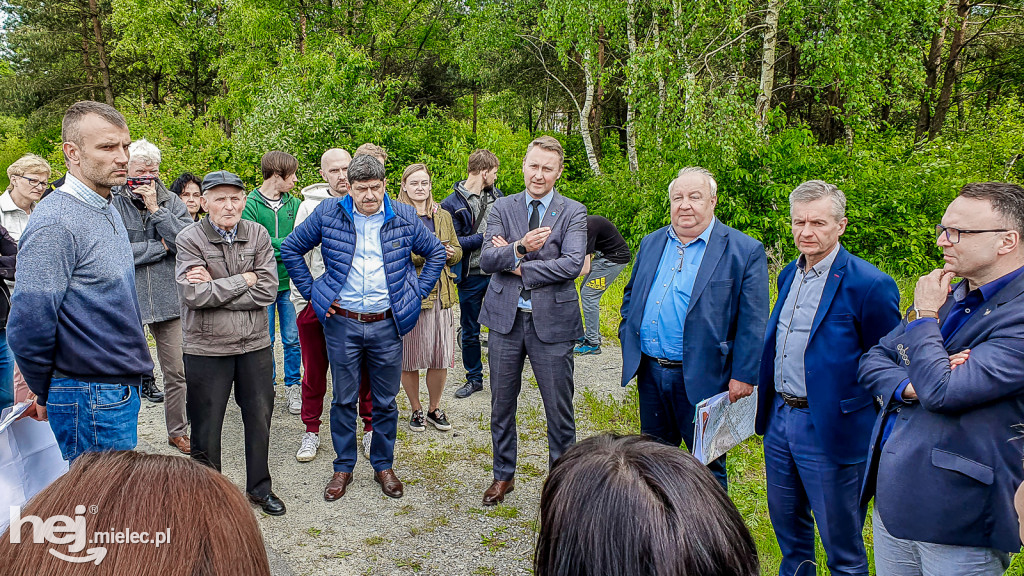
[{"x1": 9, "y1": 101, "x2": 153, "y2": 462}]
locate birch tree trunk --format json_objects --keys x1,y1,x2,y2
[
  {"x1": 755, "y1": 0, "x2": 782, "y2": 132},
  {"x1": 579, "y1": 52, "x2": 602, "y2": 176}
]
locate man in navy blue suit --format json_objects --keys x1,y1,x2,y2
[
  {"x1": 756, "y1": 181, "x2": 901, "y2": 576},
  {"x1": 620, "y1": 166, "x2": 768, "y2": 489},
  {"x1": 859, "y1": 182, "x2": 1024, "y2": 576}
]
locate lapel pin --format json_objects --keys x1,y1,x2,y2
[{"x1": 984, "y1": 309, "x2": 991, "y2": 316}]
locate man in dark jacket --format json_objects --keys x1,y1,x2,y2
[
  {"x1": 111, "y1": 138, "x2": 194, "y2": 453},
  {"x1": 440, "y1": 149, "x2": 502, "y2": 399},
  {"x1": 282, "y1": 155, "x2": 445, "y2": 502}
]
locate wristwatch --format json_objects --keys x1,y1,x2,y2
[
  {"x1": 905, "y1": 308, "x2": 939, "y2": 322},
  {"x1": 516, "y1": 241, "x2": 528, "y2": 257}
]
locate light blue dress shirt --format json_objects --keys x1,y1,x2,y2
[
  {"x1": 336, "y1": 203, "x2": 391, "y2": 313},
  {"x1": 773, "y1": 243, "x2": 840, "y2": 397},
  {"x1": 639, "y1": 218, "x2": 716, "y2": 360},
  {"x1": 516, "y1": 190, "x2": 554, "y2": 311},
  {"x1": 62, "y1": 174, "x2": 112, "y2": 209}
]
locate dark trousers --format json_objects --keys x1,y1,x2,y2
[
  {"x1": 458, "y1": 274, "x2": 490, "y2": 385},
  {"x1": 297, "y1": 305, "x2": 372, "y2": 433},
  {"x1": 489, "y1": 310, "x2": 576, "y2": 481},
  {"x1": 637, "y1": 354, "x2": 728, "y2": 490},
  {"x1": 322, "y1": 314, "x2": 402, "y2": 473},
  {"x1": 765, "y1": 396, "x2": 869, "y2": 576},
  {"x1": 184, "y1": 348, "x2": 274, "y2": 497}
]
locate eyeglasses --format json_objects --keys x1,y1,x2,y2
[
  {"x1": 16, "y1": 175, "x2": 47, "y2": 189},
  {"x1": 935, "y1": 224, "x2": 1010, "y2": 244}
]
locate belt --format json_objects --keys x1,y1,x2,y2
[
  {"x1": 334, "y1": 308, "x2": 393, "y2": 323},
  {"x1": 652, "y1": 357, "x2": 682, "y2": 368},
  {"x1": 780, "y1": 392, "x2": 809, "y2": 409}
]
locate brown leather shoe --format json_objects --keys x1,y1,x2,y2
[
  {"x1": 324, "y1": 472, "x2": 353, "y2": 501},
  {"x1": 482, "y1": 479, "x2": 514, "y2": 506},
  {"x1": 374, "y1": 469, "x2": 404, "y2": 499},
  {"x1": 168, "y1": 435, "x2": 191, "y2": 454}
]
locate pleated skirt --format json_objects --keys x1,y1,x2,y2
[{"x1": 401, "y1": 298, "x2": 455, "y2": 371}]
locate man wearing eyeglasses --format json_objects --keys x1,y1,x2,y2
[
  {"x1": 281, "y1": 154, "x2": 445, "y2": 502},
  {"x1": 859, "y1": 182, "x2": 1024, "y2": 576}
]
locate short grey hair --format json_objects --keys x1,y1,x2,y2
[
  {"x1": 128, "y1": 138, "x2": 161, "y2": 168},
  {"x1": 789, "y1": 180, "x2": 846, "y2": 221},
  {"x1": 348, "y1": 154, "x2": 386, "y2": 184},
  {"x1": 669, "y1": 167, "x2": 718, "y2": 198}
]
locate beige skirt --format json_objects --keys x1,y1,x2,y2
[{"x1": 401, "y1": 298, "x2": 455, "y2": 371}]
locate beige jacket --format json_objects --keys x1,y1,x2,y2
[
  {"x1": 411, "y1": 206, "x2": 462, "y2": 310},
  {"x1": 175, "y1": 218, "x2": 278, "y2": 356}
]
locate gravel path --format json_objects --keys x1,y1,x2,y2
[{"x1": 138, "y1": 324, "x2": 627, "y2": 576}]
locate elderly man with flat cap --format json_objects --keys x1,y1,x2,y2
[{"x1": 174, "y1": 170, "x2": 284, "y2": 516}]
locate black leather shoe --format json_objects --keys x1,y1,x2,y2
[
  {"x1": 248, "y1": 492, "x2": 286, "y2": 516},
  {"x1": 454, "y1": 380, "x2": 483, "y2": 399},
  {"x1": 140, "y1": 376, "x2": 164, "y2": 403}
]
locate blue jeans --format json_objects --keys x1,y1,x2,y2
[
  {"x1": 0, "y1": 329, "x2": 14, "y2": 411},
  {"x1": 268, "y1": 289, "x2": 301, "y2": 387},
  {"x1": 458, "y1": 274, "x2": 490, "y2": 385},
  {"x1": 636, "y1": 354, "x2": 727, "y2": 489},
  {"x1": 765, "y1": 396, "x2": 869, "y2": 576},
  {"x1": 322, "y1": 315, "x2": 402, "y2": 473},
  {"x1": 45, "y1": 378, "x2": 141, "y2": 462}
]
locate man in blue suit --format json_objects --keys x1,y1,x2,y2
[
  {"x1": 756, "y1": 181, "x2": 901, "y2": 576},
  {"x1": 620, "y1": 166, "x2": 768, "y2": 488},
  {"x1": 858, "y1": 182, "x2": 1024, "y2": 576}
]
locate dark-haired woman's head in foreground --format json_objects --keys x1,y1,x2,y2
[{"x1": 535, "y1": 434, "x2": 760, "y2": 576}]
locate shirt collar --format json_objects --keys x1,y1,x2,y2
[
  {"x1": 0, "y1": 192, "x2": 24, "y2": 213},
  {"x1": 212, "y1": 223, "x2": 238, "y2": 243},
  {"x1": 61, "y1": 173, "x2": 111, "y2": 209},
  {"x1": 668, "y1": 217, "x2": 716, "y2": 247},
  {"x1": 797, "y1": 243, "x2": 841, "y2": 277},
  {"x1": 954, "y1": 264, "x2": 1024, "y2": 303},
  {"x1": 526, "y1": 189, "x2": 555, "y2": 213}
]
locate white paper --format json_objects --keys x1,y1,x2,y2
[
  {"x1": 0, "y1": 409, "x2": 70, "y2": 533},
  {"x1": 692, "y1": 389, "x2": 757, "y2": 465}
]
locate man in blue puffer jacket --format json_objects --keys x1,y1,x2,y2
[{"x1": 282, "y1": 154, "x2": 445, "y2": 502}]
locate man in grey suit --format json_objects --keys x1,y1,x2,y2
[{"x1": 478, "y1": 135, "x2": 587, "y2": 506}]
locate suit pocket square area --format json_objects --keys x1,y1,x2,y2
[
  {"x1": 931, "y1": 448, "x2": 994, "y2": 485},
  {"x1": 555, "y1": 289, "x2": 578, "y2": 303}
]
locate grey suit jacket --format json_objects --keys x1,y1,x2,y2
[{"x1": 478, "y1": 190, "x2": 587, "y2": 343}]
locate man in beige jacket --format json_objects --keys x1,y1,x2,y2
[{"x1": 175, "y1": 170, "x2": 284, "y2": 516}]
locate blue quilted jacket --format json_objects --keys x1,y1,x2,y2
[{"x1": 281, "y1": 195, "x2": 445, "y2": 336}]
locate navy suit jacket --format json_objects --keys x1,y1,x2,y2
[
  {"x1": 755, "y1": 247, "x2": 901, "y2": 465},
  {"x1": 478, "y1": 190, "x2": 587, "y2": 343},
  {"x1": 858, "y1": 269, "x2": 1024, "y2": 552},
  {"x1": 619, "y1": 221, "x2": 769, "y2": 406}
]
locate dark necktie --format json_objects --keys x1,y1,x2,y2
[{"x1": 522, "y1": 200, "x2": 543, "y2": 302}]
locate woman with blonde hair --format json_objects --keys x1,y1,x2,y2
[
  {"x1": 1, "y1": 154, "x2": 50, "y2": 409},
  {"x1": 3, "y1": 153, "x2": 50, "y2": 240},
  {"x1": 396, "y1": 163, "x2": 462, "y2": 432}
]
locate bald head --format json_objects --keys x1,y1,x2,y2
[{"x1": 320, "y1": 148, "x2": 352, "y2": 197}]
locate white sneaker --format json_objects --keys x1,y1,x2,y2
[
  {"x1": 296, "y1": 432, "x2": 319, "y2": 462},
  {"x1": 287, "y1": 385, "x2": 302, "y2": 415},
  {"x1": 362, "y1": 431, "x2": 373, "y2": 459}
]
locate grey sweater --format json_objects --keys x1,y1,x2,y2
[
  {"x1": 9, "y1": 189, "x2": 153, "y2": 403},
  {"x1": 111, "y1": 182, "x2": 194, "y2": 325}
]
